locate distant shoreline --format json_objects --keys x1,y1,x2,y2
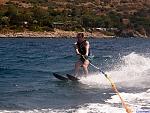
[
  {"x1": 0, "y1": 29, "x2": 148, "y2": 39},
  {"x1": 0, "y1": 29, "x2": 114, "y2": 39}
]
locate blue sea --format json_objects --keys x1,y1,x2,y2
[{"x1": 0, "y1": 37, "x2": 150, "y2": 113}]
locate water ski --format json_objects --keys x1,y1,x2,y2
[
  {"x1": 66, "y1": 74, "x2": 79, "y2": 81},
  {"x1": 53, "y1": 73, "x2": 68, "y2": 81}
]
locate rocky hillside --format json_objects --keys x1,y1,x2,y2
[
  {"x1": 1, "y1": 0, "x2": 149, "y2": 15},
  {"x1": 0, "y1": 0, "x2": 149, "y2": 37}
]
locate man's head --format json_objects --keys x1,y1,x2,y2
[{"x1": 77, "y1": 33, "x2": 84, "y2": 41}]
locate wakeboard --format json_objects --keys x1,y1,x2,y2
[
  {"x1": 53, "y1": 73, "x2": 68, "y2": 81},
  {"x1": 66, "y1": 74, "x2": 79, "y2": 81}
]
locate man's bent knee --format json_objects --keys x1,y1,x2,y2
[{"x1": 82, "y1": 64, "x2": 88, "y2": 68}]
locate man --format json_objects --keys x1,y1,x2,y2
[{"x1": 74, "y1": 33, "x2": 90, "y2": 77}]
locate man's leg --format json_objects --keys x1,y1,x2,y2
[
  {"x1": 82, "y1": 60, "x2": 90, "y2": 75},
  {"x1": 75, "y1": 61, "x2": 81, "y2": 77}
]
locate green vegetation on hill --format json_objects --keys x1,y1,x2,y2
[{"x1": 0, "y1": 0, "x2": 149, "y2": 37}]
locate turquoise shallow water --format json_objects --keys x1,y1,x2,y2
[{"x1": 0, "y1": 38, "x2": 149, "y2": 113}]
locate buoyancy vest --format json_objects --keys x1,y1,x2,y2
[{"x1": 76, "y1": 40, "x2": 90, "y2": 55}]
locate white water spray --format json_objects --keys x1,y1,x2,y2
[{"x1": 79, "y1": 52, "x2": 150, "y2": 89}]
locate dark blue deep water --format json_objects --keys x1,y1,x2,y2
[{"x1": 0, "y1": 38, "x2": 150, "y2": 113}]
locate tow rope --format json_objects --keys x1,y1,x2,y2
[{"x1": 89, "y1": 62, "x2": 133, "y2": 113}]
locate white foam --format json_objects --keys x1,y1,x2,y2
[
  {"x1": 111, "y1": 52, "x2": 150, "y2": 88},
  {"x1": 79, "y1": 73, "x2": 110, "y2": 88},
  {"x1": 0, "y1": 103, "x2": 126, "y2": 113},
  {"x1": 78, "y1": 52, "x2": 150, "y2": 89},
  {"x1": 119, "y1": 52, "x2": 150, "y2": 77},
  {"x1": 75, "y1": 103, "x2": 127, "y2": 113},
  {"x1": 1, "y1": 89, "x2": 149, "y2": 113},
  {"x1": 106, "y1": 89, "x2": 150, "y2": 110}
]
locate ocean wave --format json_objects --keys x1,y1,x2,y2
[
  {"x1": 0, "y1": 103, "x2": 128, "y2": 113},
  {"x1": 77, "y1": 52, "x2": 150, "y2": 90},
  {"x1": 0, "y1": 67, "x2": 53, "y2": 74},
  {"x1": 46, "y1": 55, "x2": 75, "y2": 61},
  {"x1": 106, "y1": 89, "x2": 150, "y2": 112}
]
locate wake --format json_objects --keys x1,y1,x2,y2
[{"x1": 79, "y1": 52, "x2": 150, "y2": 89}]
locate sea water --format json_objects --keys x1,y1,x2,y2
[{"x1": 0, "y1": 37, "x2": 149, "y2": 113}]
